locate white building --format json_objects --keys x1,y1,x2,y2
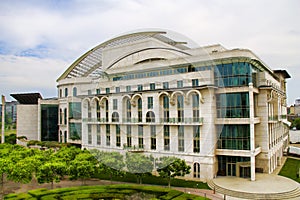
[{"x1": 54, "y1": 31, "x2": 290, "y2": 180}]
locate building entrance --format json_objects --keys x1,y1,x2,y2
[
  {"x1": 226, "y1": 163, "x2": 236, "y2": 176},
  {"x1": 240, "y1": 166, "x2": 251, "y2": 178}
]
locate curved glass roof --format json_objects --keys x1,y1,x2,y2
[{"x1": 57, "y1": 31, "x2": 189, "y2": 81}]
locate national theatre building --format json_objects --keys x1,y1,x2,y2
[{"x1": 15, "y1": 31, "x2": 291, "y2": 181}]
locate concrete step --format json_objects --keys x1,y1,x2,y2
[{"x1": 207, "y1": 179, "x2": 300, "y2": 200}]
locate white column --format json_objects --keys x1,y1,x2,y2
[{"x1": 249, "y1": 83, "x2": 256, "y2": 181}]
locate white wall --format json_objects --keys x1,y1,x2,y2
[{"x1": 17, "y1": 105, "x2": 38, "y2": 143}]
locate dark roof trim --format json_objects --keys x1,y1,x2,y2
[
  {"x1": 273, "y1": 70, "x2": 291, "y2": 79},
  {"x1": 10, "y1": 93, "x2": 42, "y2": 104}
]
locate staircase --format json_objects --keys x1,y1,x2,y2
[{"x1": 207, "y1": 179, "x2": 300, "y2": 200}]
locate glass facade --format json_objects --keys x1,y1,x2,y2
[
  {"x1": 216, "y1": 93, "x2": 249, "y2": 118},
  {"x1": 217, "y1": 156, "x2": 250, "y2": 176},
  {"x1": 69, "y1": 102, "x2": 81, "y2": 119},
  {"x1": 41, "y1": 104, "x2": 58, "y2": 141},
  {"x1": 214, "y1": 62, "x2": 257, "y2": 87},
  {"x1": 69, "y1": 123, "x2": 82, "y2": 140},
  {"x1": 217, "y1": 125, "x2": 250, "y2": 150}
]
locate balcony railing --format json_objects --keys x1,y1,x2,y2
[
  {"x1": 83, "y1": 117, "x2": 204, "y2": 124},
  {"x1": 268, "y1": 115, "x2": 278, "y2": 121}
]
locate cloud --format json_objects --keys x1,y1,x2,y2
[
  {"x1": 0, "y1": 55, "x2": 68, "y2": 100},
  {"x1": 0, "y1": 0, "x2": 299, "y2": 104}
]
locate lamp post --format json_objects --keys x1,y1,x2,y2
[{"x1": 1, "y1": 95, "x2": 5, "y2": 143}]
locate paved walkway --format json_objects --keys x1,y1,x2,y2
[{"x1": 211, "y1": 173, "x2": 300, "y2": 200}]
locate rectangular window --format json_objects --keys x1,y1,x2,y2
[
  {"x1": 216, "y1": 93, "x2": 249, "y2": 118},
  {"x1": 106, "y1": 124, "x2": 110, "y2": 146},
  {"x1": 106, "y1": 88, "x2": 110, "y2": 94},
  {"x1": 217, "y1": 125, "x2": 250, "y2": 150},
  {"x1": 151, "y1": 125, "x2": 156, "y2": 150},
  {"x1": 148, "y1": 97, "x2": 153, "y2": 109},
  {"x1": 178, "y1": 126, "x2": 184, "y2": 152},
  {"x1": 97, "y1": 125, "x2": 101, "y2": 145},
  {"x1": 150, "y1": 83, "x2": 155, "y2": 90},
  {"x1": 177, "y1": 80, "x2": 183, "y2": 88},
  {"x1": 113, "y1": 99, "x2": 118, "y2": 110},
  {"x1": 127, "y1": 125, "x2": 132, "y2": 147},
  {"x1": 88, "y1": 124, "x2": 92, "y2": 144},
  {"x1": 65, "y1": 88, "x2": 68, "y2": 97},
  {"x1": 163, "y1": 82, "x2": 169, "y2": 89},
  {"x1": 137, "y1": 84, "x2": 143, "y2": 91},
  {"x1": 69, "y1": 102, "x2": 82, "y2": 119},
  {"x1": 115, "y1": 87, "x2": 120, "y2": 93},
  {"x1": 193, "y1": 125, "x2": 200, "y2": 153},
  {"x1": 192, "y1": 79, "x2": 199, "y2": 87},
  {"x1": 126, "y1": 86, "x2": 131, "y2": 92},
  {"x1": 164, "y1": 125, "x2": 170, "y2": 151},
  {"x1": 69, "y1": 123, "x2": 82, "y2": 140},
  {"x1": 138, "y1": 125, "x2": 144, "y2": 148},
  {"x1": 96, "y1": 89, "x2": 101, "y2": 94},
  {"x1": 116, "y1": 124, "x2": 121, "y2": 147},
  {"x1": 88, "y1": 90, "x2": 92, "y2": 95}
]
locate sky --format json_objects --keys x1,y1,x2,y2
[{"x1": 0, "y1": 0, "x2": 299, "y2": 105}]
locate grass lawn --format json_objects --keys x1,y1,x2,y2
[
  {"x1": 5, "y1": 184, "x2": 208, "y2": 200},
  {"x1": 279, "y1": 157, "x2": 300, "y2": 182}
]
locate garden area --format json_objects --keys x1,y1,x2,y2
[
  {"x1": 279, "y1": 157, "x2": 300, "y2": 182},
  {"x1": 0, "y1": 143, "x2": 210, "y2": 199},
  {"x1": 5, "y1": 184, "x2": 207, "y2": 200}
]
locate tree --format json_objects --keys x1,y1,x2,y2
[
  {"x1": 157, "y1": 157, "x2": 191, "y2": 188},
  {"x1": 0, "y1": 157, "x2": 12, "y2": 197},
  {"x1": 53, "y1": 146, "x2": 81, "y2": 164},
  {"x1": 98, "y1": 151, "x2": 125, "y2": 181},
  {"x1": 7, "y1": 156, "x2": 40, "y2": 184},
  {"x1": 292, "y1": 118, "x2": 300, "y2": 130},
  {"x1": 68, "y1": 152, "x2": 98, "y2": 185},
  {"x1": 125, "y1": 153, "x2": 153, "y2": 184},
  {"x1": 36, "y1": 161, "x2": 67, "y2": 189}
]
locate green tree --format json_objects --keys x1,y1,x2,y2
[
  {"x1": 125, "y1": 153, "x2": 153, "y2": 184},
  {"x1": 0, "y1": 157, "x2": 12, "y2": 196},
  {"x1": 157, "y1": 157, "x2": 191, "y2": 188},
  {"x1": 98, "y1": 151, "x2": 125, "y2": 180},
  {"x1": 36, "y1": 161, "x2": 67, "y2": 189},
  {"x1": 68, "y1": 152, "x2": 98, "y2": 185},
  {"x1": 7, "y1": 156, "x2": 40, "y2": 184},
  {"x1": 54, "y1": 146, "x2": 81, "y2": 164},
  {"x1": 292, "y1": 118, "x2": 300, "y2": 130}
]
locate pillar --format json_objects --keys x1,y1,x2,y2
[{"x1": 249, "y1": 83, "x2": 256, "y2": 181}]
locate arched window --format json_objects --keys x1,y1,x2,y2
[
  {"x1": 192, "y1": 93, "x2": 199, "y2": 122},
  {"x1": 87, "y1": 101, "x2": 91, "y2": 119},
  {"x1": 126, "y1": 99, "x2": 131, "y2": 122},
  {"x1": 163, "y1": 95, "x2": 169, "y2": 122},
  {"x1": 177, "y1": 95, "x2": 184, "y2": 122},
  {"x1": 146, "y1": 111, "x2": 155, "y2": 122},
  {"x1": 65, "y1": 88, "x2": 68, "y2": 97},
  {"x1": 138, "y1": 98, "x2": 142, "y2": 122},
  {"x1": 73, "y1": 87, "x2": 77, "y2": 97},
  {"x1": 59, "y1": 109, "x2": 63, "y2": 124},
  {"x1": 64, "y1": 108, "x2": 67, "y2": 125},
  {"x1": 96, "y1": 100, "x2": 101, "y2": 120},
  {"x1": 104, "y1": 99, "x2": 109, "y2": 122},
  {"x1": 193, "y1": 162, "x2": 200, "y2": 178},
  {"x1": 112, "y1": 112, "x2": 119, "y2": 122}
]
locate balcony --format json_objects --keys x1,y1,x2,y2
[{"x1": 83, "y1": 117, "x2": 204, "y2": 125}]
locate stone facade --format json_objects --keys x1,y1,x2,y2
[{"x1": 55, "y1": 31, "x2": 290, "y2": 180}]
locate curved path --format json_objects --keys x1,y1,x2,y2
[{"x1": 208, "y1": 174, "x2": 300, "y2": 199}]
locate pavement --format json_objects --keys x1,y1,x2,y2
[{"x1": 211, "y1": 173, "x2": 300, "y2": 200}]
